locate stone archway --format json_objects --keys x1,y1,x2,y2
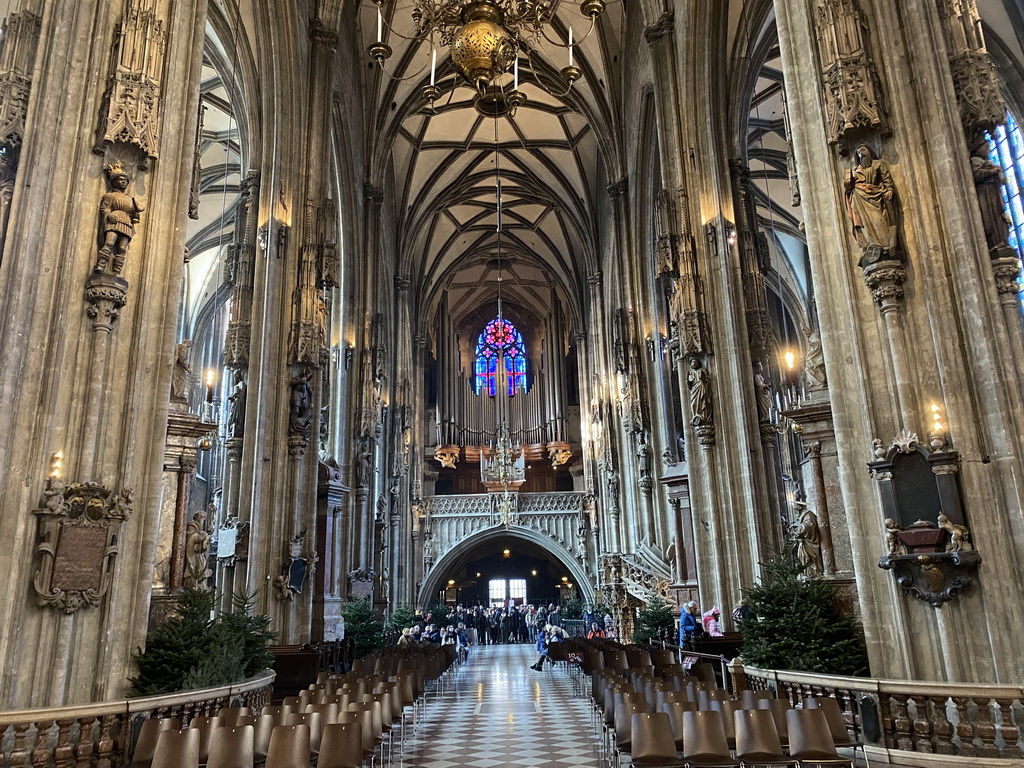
[{"x1": 418, "y1": 523, "x2": 596, "y2": 608}]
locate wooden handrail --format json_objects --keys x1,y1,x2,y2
[{"x1": 0, "y1": 671, "x2": 275, "y2": 768}]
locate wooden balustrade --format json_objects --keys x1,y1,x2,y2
[
  {"x1": 740, "y1": 665, "x2": 1024, "y2": 762},
  {"x1": 0, "y1": 671, "x2": 273, "y2": 768}
]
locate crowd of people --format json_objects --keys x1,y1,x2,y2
[{"x1": 391, "y1": 603, "x2": 619, "y2": 665}]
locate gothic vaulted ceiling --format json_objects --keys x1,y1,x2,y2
[{"x1": 358, "y1": 1, "x2": 626, "y2": 333}]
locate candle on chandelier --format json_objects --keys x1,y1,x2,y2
[
  {"x1": 568, "y1": 27, "x2": 574, "y2": 66},
  {"x1": 513, "y1": 56, "x2": 519, "y2": 90},
  {"x1": 377, "y1": 4, "x2": 382, "y2": 42},
  {"x1": 430, "y1": 47, "x2": 436, "y2": 86},
  {"x1": 205, "y1": 369, "x2": 215, "y2": 403}
]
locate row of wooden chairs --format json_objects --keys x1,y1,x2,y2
[
  {"x1": 625, "y1": 707, "x2": 856, "y2": 768},
  {"x1": 132, "y1": 644, "x2": 460, "y2": 768}
]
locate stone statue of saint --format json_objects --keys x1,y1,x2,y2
[
  {"x1": 686, "y1": 358, "x2": 712, "y2": 426},
  {"x1": 804, "y1": 328, "x2": 827, "y2": 390},
  {"x1": 636, "y1": 433, "x2": 651, "y2": 478},
  {"x1": 183, "y1": 510, "x2": 211, "y2": 589},
  {"x1": 753, "y1": 361, "x2": 773, "y2": 424},
  {"x1": 170, "y1": 340, "x2": 192, "y2": 402},
  {"x1": 319, "y1": 405, "x2": 330, "y2": 453},
  {"x1": 844, "y1": 144, "x2": 898, "y2": 256},
  {"x1": 791, "y1": 502, "x2": 823, "y2": 577},
  {"x1": 606, "y1": 468, "x2": 620, "y2": 502},
  {"x1": 289, "y1": 368, "x2": 313, "y2": 437},
  {"x1": 226, "y1": 370, "x2": 246, "y2": 438},
  {"x1": 355, "y1": 437, "x2": 372, "y2": 487},
  {"x1": 94, "y1": 161, "x2": 145, "y2": 275},
  {"x1": 969, "y1": 133, "x2": 1012, "y2": 254},
  {"x1": 0, "y1": 147, "x2": 16, "y2": 257}
]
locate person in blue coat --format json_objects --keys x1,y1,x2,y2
[
  {"x1": 679, "y1": 601, "x2": 701, "y2": 645},
  {"x1": 530, "y1": 624, "x2": 550, "y2": 670}
]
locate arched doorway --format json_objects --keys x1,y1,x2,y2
[{"x1": 418, "y1": 525, "x2": 596, "y2": 609}]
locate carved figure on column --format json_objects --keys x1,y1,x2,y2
[
  {"x1": 687, "y1": 358, "x2": 713, "y2": 426},
  {"x1": 938, "y1": 514, "x2": 971, "y2": 552},
  {"x1": 289, "y1": 367, "x2": 314, "y2": 438},
  {"x1": 355, "y1": 437, "x2": 373, "y2": 488},
  {"x1": 93, "y1": 162, "x2": 145, "y2": 276},
  {"x1": 170, "y1": 341, "x2": 192, "y2": 402},
  {"x1": 791, "y1": 502, "x2": 823, "y2": 577},
  {"x1": 183, "y1": 510, "x2": 211, "y2": 590},
  {"x1": 969, "y1": 133, "x2": 1014, "y2": 257},
  {"x1": 844, "y1": 144, "x2": 898, "y2": 259},
  {"x1": 636, "y1": 432, "x2": 651, "y2": 478},
  {"x1": 753, "y1": 361, "x2": 773, "y2": 424},
  {"x1": 803, "y1": 327, "x2": 828, "y2": 390},
  {"x1": 606, "y1": 468, "x2": 620, "y2": 507},
  {"x1": 884, "y1": 518, "x2": 905, "y2": 555},
  {"x1": 226, "y1": 370, "x2": 247, "y2": 438},
  {"x1": 0, "y1": 147, "x2": 16, "y2": 255}
]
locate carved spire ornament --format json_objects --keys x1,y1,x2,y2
[
  {"x1": 0, "y1": 9, "x2": 41, "y2": 151},
  {"x1": 812, "y1": 0, "x2": 888, "y2": 149},
  {"x1": 937, "y1": 0, "x2": 1006, "y2": 137},
  {"x1": 224, "y1": 171, "x2": 260, "y2": 369},
  {"x1": 95, "y1": 0, "x2": 166, "y2": 163}
]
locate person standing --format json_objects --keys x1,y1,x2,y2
[{"x1": 679, "y1": 601, "x2": 701, "y2": 645}]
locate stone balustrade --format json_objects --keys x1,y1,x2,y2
[
  {"x1": 0, "y1": 671, "x2": 274, "y2": 768},
  {"x1": 739, "y1": 664, "x2": 1023, "y2": 762}
]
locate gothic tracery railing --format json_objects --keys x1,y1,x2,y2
[{"x1": 424, "y1": 492, "x2": 587, "y2": 569}]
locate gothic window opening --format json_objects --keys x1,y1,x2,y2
[
  {"x1": 474, "y1": 317, "x2": 528, "y2": 396},
  {"x1": 988, "y1": 113, "x2": 1024, "y2": 308}
]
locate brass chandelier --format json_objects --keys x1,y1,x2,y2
[{"x1": 368, "y1": 0, "x2": 607, "y2": 110}]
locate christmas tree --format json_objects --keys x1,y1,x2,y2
[
  {"x1": 385, "y1": 602, "x2": 418, "y2": 630},
  {"x1": 632, "y1": 593, "x2": 676, "y2": 644},
  {"x1": 341, "y1": 597, "x2": 385, "y2": 658},
  {"x1": 130, "y1": 588, "x2": 243, "y2": 695},
  {"x1": 220, "y1": 591, "x2": 277, "y2": 677},
  {"x1": 740, "y1": 553, "x2": 869, "y2": 676}
]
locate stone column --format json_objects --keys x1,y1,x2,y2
[{"x1": 774, "y1": 0, "x2": 1024, "y2": 681}]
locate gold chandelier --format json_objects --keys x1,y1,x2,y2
[{"x1": 368, "y1": 0, "x2": 606, "y2": 110}]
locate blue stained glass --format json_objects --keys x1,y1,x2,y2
[
  {"x1": 987, "y1": 113, "x2": 1024, "y2": 312},
  {"x1": 474, "y1": 317, "x2": 528, "y2": 396}
]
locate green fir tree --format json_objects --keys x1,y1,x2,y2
[
  {"x1": 341, "y1": 597, "x2": 385, "y2": 658},
  {"x1": 632, "y1": 593, "x2": 676, "y2": 644},
  {"x1": 740, "y1": 553, "x2": 869, "y2": 676},
  {"x1": 561, "y1": 593, "x2": 585, "y2": 619},
  {"x1": 220, "y1": 591, "x2": 277, "y2": 677},
  {"x1": 129, "y1": 588, "x2": 244, "y2": 695},
  {"x1": 385, "y1": 603, "x2": 418, "y2": 630}
]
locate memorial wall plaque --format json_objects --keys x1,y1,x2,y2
[
  {"x1": 32, "y1": 480, "x2": 133, "y2": 613},
  {"x1": 52, "y1": 526, "x2": 107, "y2": 592}
]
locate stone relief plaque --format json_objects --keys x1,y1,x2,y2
[
  {"x1": 51, "y1": 526, "x2": 107, "y2": 592},
  {"x1": 32, "y1": 480, "x2": 133, "y2": 613}
]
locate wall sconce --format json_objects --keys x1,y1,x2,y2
[
  {"x1": 929, "y1": 403, "x2": 947, "y2": 451},
  {"x1": 49, "y1": 451, "x2": 64, "y2": 479}
]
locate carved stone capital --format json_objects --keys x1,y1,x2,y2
[
  {"x1": 587, "y1": 271, "x2": 603, "y2": 286},
  {"x1": 643, "y1": 12, "x2": 674, "y2": 44},
  {"x1": 991, "y1": 255, "x2": 1023, "y2": 297},
  {"x1": 309, "y1": 18, "x2": 340, "y2": 50},
  {"x1": 394, "y1": 275, "x2": 411, "y2": 291},
  {"x1": 179, "y1": 455, "x2": 198, "y2": 474},
  {"x1": 861, "y1": 257, "x2": 907, "y2": 308},
  {"x1": 363, "y1": 182, "x2": 384, "y2": 205},
  {"x1": 84, "y1": 273, "x2": 129, "y2": 332},
  {"x1": 606, "y1": 178, "x2": 628, "y2": 199},
  {"x1": 288, "y1": 435, "x2": 309, "y2": 457}
]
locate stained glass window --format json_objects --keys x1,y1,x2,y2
[
  {"x1": 987, "y1": 113, "x2": 1024, "y2": 309},
  {"x1": 474, "y1": 317, "x2": 527, "y2": 396}
]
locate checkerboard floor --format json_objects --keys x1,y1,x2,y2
[{"x1": 396, "y1": 644, "x2": 600, "y2": 768}]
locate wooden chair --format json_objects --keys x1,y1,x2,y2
[
  {"x1": 613, "y1": 702, "x2": 648, "y2": 768},
  {"x1": 709, "y1": 699, "x2": 743, "y2": 748},
  {"x1": 680, "y1": 711, "x2": 739, "y2": 768},
  {"x1": 317, "y1": 723, "x2": 363, "y2": 768},
  {"x1": 734, "y1": 709, "x2": 796, "y2": 767},
  {"x1": 152, "y1": 729, "x2": 200, "y2": 768},
  {"x1": 265, "y1": 724, "x2": 311, "y2": 768},
  {"x1": 804, "y1": 697, "x2": 870, "y2": 768},
  {"x1": 630, "y1": 712, "x2": 686, "y2": 768},
  {"x1": 206, "y1": 726, "x2": 254, "y2": 768},
  {"x1": 282, "y1": 712, "x2": 322, "y2": 755},
  {"x1": 337, "y1": 711, "x2": 376, "y2": 766},
  {"x1": 659, "y1": 700, "x2": 697, "y2": 752},
  {"x1": 132, "y1": 718, "x2": 182, "y2": 768},
  {"x1": 786, "y1": 709, "x2": 853, "y2": 768},
  {"x1": 251, "y1": 714, "x2": 276, "y2": 760},
  {"x1": 215, "y1": 708, "x2": 250, "y2": 728},
  {"x1": 305, "y1": 702, "x2": 340, "y2": 725},
  {"x1": 757, "y1": 699, "x2": 793, "y2": 748},
  {"x1": 186, "y1": 716, "x2": 220, "y2": 765},
  {"x1": 741, "y1": 689, "x2": 775, "y2": 709}
]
